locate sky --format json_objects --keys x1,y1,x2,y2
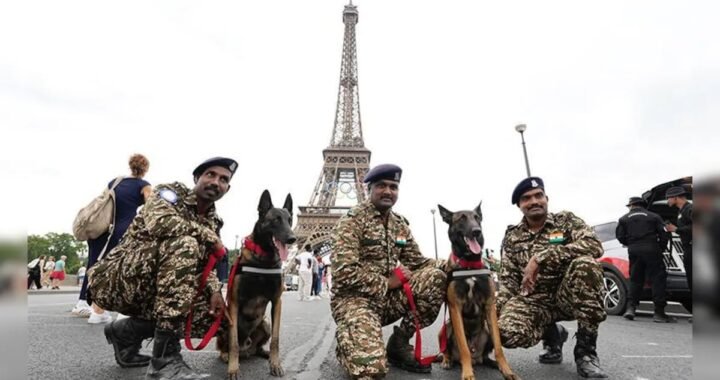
[{"x1": 1, "y1": 0, "x2": 718, "y2": 259}]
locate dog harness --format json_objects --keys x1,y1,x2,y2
[{"x1": 438, "y1": 252, "x2": 492, "y2": 354}]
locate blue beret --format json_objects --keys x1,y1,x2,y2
[
  {"x1": 511, "y1": 176, "x2": 544, "y2": 205},
  {"x1": 665, "y1": 186, "x2": 687, "y2": 198},
  {"x1": 193, "y1": 157, "x2": 238, "y2": 178},
  {"x1": 363, "y1": 164, "x2": 402, "y2": 183}
]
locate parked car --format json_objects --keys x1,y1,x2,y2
[
  {"x1": 594, "y1": 177, "x2": 692, "y2": 315},
  {"x1": 284, "y1": 273, "x2": 299, "y2": 291}
]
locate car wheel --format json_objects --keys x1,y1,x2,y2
[{"x1": 603, "y1": 271, "x2": 627, "y2": 315}]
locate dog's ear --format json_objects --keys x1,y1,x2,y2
[
  {"x1": 258, "y1": 190, "x2": 273, "y2": 217},
  {"x1": 437, "y1": 204, "x2": 453, "y2": 224},
  {"x1": 474, "y1": 201, "x2": 483, "y2": 221},
  {"x1": 283, "y1": 193, "x2": 293, "y2": 217}
]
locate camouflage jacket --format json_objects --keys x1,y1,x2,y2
[
  {"x1": 102, "y1": 182, "x2": 224, "y2": 296},
  {"x1": 497, "y1": 211, "x2": 603, "y2": 308},
  {"x1": 331, "y1": 201, "x2": 435, "y2": 300}
]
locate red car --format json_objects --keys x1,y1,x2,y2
[{"x1": 594, "y1": 177, "x2": 692, "y2": 315}]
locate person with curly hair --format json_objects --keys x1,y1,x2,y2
[{"x1": 72, "y1": 154, "x2": 152, "y2": 324}]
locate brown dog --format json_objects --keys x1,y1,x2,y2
[
  {"x1": 218, "y1": 190, "x2": 296, "y2": 379},
  {"x1": 437, "y1": 203, "x2": 519, "y2": 380}
]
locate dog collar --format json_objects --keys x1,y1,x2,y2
[
  {"x1": 243, "y1": 237, "x2": 270, "y2": 257},
  {"x1": 450, "y1": 252, "x2": 485, "y2": 269},
  {"x1": 240, "y1": 266, "x2": 282, "y2": 275}
]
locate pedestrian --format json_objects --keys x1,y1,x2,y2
[
  {"x1": 87, "y1": 157, "x2": 236, "y2": 378},
  {"x1": 323, "y1": 254, "x2": 332, "y2": 294},
  {"x1": 42, "y1": 256, "x2": 55, "y2": 288},
  {"x1": 73, "y1": 154, "x2": 152, "y2": 324},
  {"x1": 498, "y1": 177, "x2": 607, "y2": 378},
  {"x1": 51, "y1": 255, "x2": 67, "y2": 290},
  {"x1": 310, "y1": 249, "x2": 320, "y2": 299},
  {"x1": 665, "y1": 186, "x2": 692, "y2": 293},
  {"x1": 296, "y1": 244, "x2": 314, "y2": 301},
  {"x1": 315, "y1": 256, "x2": 325, "y2": 298},
  {"x1": 77, "y1": 265, "x2": 87, "y2": 287},
  {"x1": 27, "y1": 255, "x2": 45, "y2": 290},
  {"x1": 615, "y1": 196, "x2": 674, "y2": 322},
  {"x1": 331, "y1": 164, "x2": 445, "y2": 379}
]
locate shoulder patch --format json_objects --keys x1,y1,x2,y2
[{"x1": 159, "y1": 189, "x2": 178, "y2": 205}]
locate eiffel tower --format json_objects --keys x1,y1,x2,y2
[{"x1": 294, "y1": 1, "x2": 371, "y2": 254}]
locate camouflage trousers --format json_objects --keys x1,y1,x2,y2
[
  {"x1": 330, "y1": 266, "x2": 445, "y2": 379},
  {"x1": 88, "y1": 236, "x2": 216, "y2": 334},
  {"x1": 498, "y1": 256, "x2": 606, "y2": 349}
]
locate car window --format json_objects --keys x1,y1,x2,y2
[{"x1": 593, "y1": 222, "x2": 617, "y2": 243}]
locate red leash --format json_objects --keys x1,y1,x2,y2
[
  {"x1": 393, "y1": 267, "x2": 437, "y2": 366},
  {"x1": 184, "y1": 247, "x2": 230, "y2": 351}
]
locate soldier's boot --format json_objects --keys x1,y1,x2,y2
[
  {"x1": 574, "y1": 328, "x2": 608, "y2": 378},
  {"x1": 145, "y1": 329, "x2": 210, "y2": 380},
  {"x1": 653, "y1": 306, "x2": 678, "y2": 323},
  {"x1": 386, "y1": 326, "x2": 431, "y2": 374},
  {"x1": 538, "y1": 323, "x2": 568, "y2": 364},
  {"x1": 623, "y1": 305, "x2": 636, "y2": 321},
  {"x1": 104, "y1": 317, "x2": 154, "y2": 367}
]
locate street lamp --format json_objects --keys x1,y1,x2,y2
[
  {"x1": 234, "y1": 234, "x2": 239, "y2": 251},
  {"x1": 515, "y1": 124, "x2": 532, "y2": 177},
  {"x1": 430, "y1": 209, "x2": 439, "y2": 260}
]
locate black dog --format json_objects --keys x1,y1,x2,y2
[
  {"x1": 437, "y1": 203, "x2": 519, "y2": 380},
  {"x1": 218, "y1": 190, "x2": 296, "y2": 379}
]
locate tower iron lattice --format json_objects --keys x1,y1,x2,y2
[{"x1": 293, "y1": 2, "x2": 371, "y2": 255}]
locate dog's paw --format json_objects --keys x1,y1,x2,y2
[
  {"x1": 461, "y1": 369, "x2": 475, "y2": 380},
  {"x1": 441, "y1": 357, "x2": 452, "y2": 370},
  {"x1": 503, "y1": 373, "x2": 521, "y2": 380},
  {"x1": 219, "y1": 352, "x2": 229, "y2": 363},
  {"x1": 227, "y1": 370, "x2": 240, "y2": 380},
  {"x1": 270, "y1": 363, "x2": 285, "y2": 377}
]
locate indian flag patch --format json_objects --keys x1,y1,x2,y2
[
  {"x1": 548, "y1": 231, "x2": 565, "y2": 244},
  {"x1": 395, "y1": 236, "x2": 407, "y2": 247}
]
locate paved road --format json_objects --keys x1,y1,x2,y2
[{"x1": 29, "y1": 292, "x2": 692, "y2": 379}]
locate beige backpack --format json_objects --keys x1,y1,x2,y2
[{"x1": 72, "y1": 177, "x2": 124, "y2": 241}]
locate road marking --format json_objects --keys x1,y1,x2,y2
[{"x1": 622, "y1": 355, "x2": 692, "y2": 358}]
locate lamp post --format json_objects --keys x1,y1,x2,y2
[
  {"x1": 431, "y1": 209, "x2": 439, "y2": 260},
  {"x1": 515, "y1": 123, "x2": 532, "y2": 177},
  {"x1": 234, "y1": 234, "x2": 239, "y2": 251}
]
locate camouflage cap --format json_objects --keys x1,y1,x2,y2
[
  {"x1": 193, "y1": 157, "x2": 238, "y2": 178},
  {"x1": 511, "y1": 176, "x2": 544, "y2": 205}
]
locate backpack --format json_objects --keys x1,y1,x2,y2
[
  {"x1": 72, "y1": 177, "x2": 124, "y2": 241},
  {"x1": 27, "y1": 258, "x2": 40, "y2": 269}
]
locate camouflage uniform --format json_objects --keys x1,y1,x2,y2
[
  {"x1": 88, "y1": 182, "x2": 223, "y2": 334},
  {"x1": 497, "y1": 211, "x2": 606, "y2": 349},
  {"x1": 331, "y1": 201, "x2": 446, "y2": 379}
]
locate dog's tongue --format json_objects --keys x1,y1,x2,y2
[
  {"x1": 464, "y1": 237, "x2": 483, "y2": 254},
  {"x1": 273, "y1": 237, "x2": 288, "y2": 261}
]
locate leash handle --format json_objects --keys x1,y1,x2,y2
[
  {"x1": 185, "y1": 247, "x2": 227, "y2": 351},
  {"x1": 392, "y1": 268, "x2": 437, "y2": 366}
]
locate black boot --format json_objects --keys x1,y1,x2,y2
[
  {"x1": 386, "y1": 326, "x2": 431, "y2": 373},
  {"x1": 574, "y1": 328, "x2": 607, "y2": 378},
  {"x1": 623, "y1": 305, "x2": 636, "y2": 321},
  {"x1": 538, "y1": 323, "x2": 568, "y2": 364},
  {"x1": 104, "y1": 317, "x2": 154, "y2": 367},
  {"x1": 653, "y1": 306, "x2": 677, "y2": 323},
  {"x1": 145, "y1": 329, "x2": 210, "y2": 380}
]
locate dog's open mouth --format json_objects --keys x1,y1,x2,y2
[
  {"x1": 273, "y1": 237, "x2": 289, "y2": 261},
  {"x1": 464, "y1": 237, "x2": 483, "y2": 254}
]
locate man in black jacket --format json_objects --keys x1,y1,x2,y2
[
  {"x1": 615, "y1": 197, "x2": 674, "y2": 322},
  {"x1": 666, "y1": 186, "x2": 693, "y2": 294}
]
